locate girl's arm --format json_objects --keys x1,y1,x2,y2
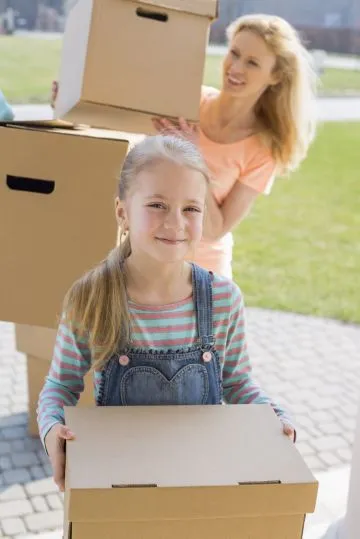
[
  {"x1": 37, "y1": 321, "x2": 92, "y2": 446},
  {"x1": 223, "y1": 283, "x2": 295, "y2": 432}
]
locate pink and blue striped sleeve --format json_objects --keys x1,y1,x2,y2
[
  {"x1": 37, "y1": 321, "x2": 92, "y2": 444},
  {"x1": 222, "y1": 283, "x2": 295, "y2": 429}
]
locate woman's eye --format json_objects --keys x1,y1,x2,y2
[
  {"x1": 248, "y1": 60, "x2": 259, "y2": 67},
  {"x1": 185, "y1": 207, "x2": 201, "y2": 213}
]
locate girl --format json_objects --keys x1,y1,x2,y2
[
  {"x1": 38, "y1": 135, "x2": 295, "y2": 492},
  {"x1": 0, "y1": 90, "x2": 14, "y2": 121},
  {"x1": 153, "y1": 14, "x2": 318, "y2": 278}
]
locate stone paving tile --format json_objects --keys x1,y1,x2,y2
[{"x1": 0, "y1": 311, "x2": 359, "y2": 538}]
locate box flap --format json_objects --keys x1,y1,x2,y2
[
  {"x1": 0, "y1": 122, "x2": 129, "y2": 141},
  {"x1": 126, "y1": 0, "x2": 218, "y2": 19},
  {"x1": 15, "y1": 324, "x2": 57, "y2": 359},
  {"x1": 65, "y1": 405, "x2": 318, "y2": 520},
  {"x1": 0, "y1": 119, "x2": 80, "y2": 129}
]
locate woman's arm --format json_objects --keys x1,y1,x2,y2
[{"x1": 203, "y1": 182, "x2": 259, "y2": 241}]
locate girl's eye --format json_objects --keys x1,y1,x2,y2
[
  {"x1": 231, "y1": 49, "x2": 239, "y2": 58},
  {"x1": 248, "y1": 60, "x2": 259, "y2": 67},
  {"x1": 185, "y1": 207, "x2": 201, "y2": 213},
  {"x1": 148, "y1": 203, "x2": 165, "y2": 209}
]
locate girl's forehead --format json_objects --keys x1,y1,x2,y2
[{"x1": 130, "y1": 164, "x2": 207, "y2": 201}]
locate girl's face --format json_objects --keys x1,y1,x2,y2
[
  {"x1": 116, "y1": 161, "x2": 207, "y2": 265},
  {"x1": 222, "y1": 30, "x2": 278, "y2": 100}
]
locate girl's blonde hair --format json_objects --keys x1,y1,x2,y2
[
  {"x1": 63, "y1": 135, "x2": 209, "y2": 370},
  {"x1": 226, "y1": 14, "x2": 318, "y2": 175}
]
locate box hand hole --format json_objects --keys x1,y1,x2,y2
[
  {"x1": 136, "y1": 7, "x2": 168, "y2": 23},
  {"x1": 6, "y1": 175, "x2": 55, "y2": 195}
]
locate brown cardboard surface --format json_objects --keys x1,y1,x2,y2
[
  {"x1": 27, "y1": 354, "x2": 94, "y2": 438},
  {"x1": 64, "y1": 405, "x2": 317, "y2": 537},
  {"x1": 55, "y1": 0, "x2": 218, "y2": 133},
  {"x1": 72, "y1": 515, "x2": 305, "y2": 539},
  {"x1": 15, "y1": 324, "x2": 57, "y2": 360},
  {"x1": 0, "y1": 124, "x2": 128, "y2": 328}
]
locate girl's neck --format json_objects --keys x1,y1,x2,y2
[{"x1": 124, "y1": 256, "x2": 193, "y2": 306}]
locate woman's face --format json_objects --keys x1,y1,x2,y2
[{"x1": 222, "y1": 30, "x2": 278, "y2": 100}]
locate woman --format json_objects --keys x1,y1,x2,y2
[{"x1": 153, "y1": 14, "x2": 318, "y2": 278}]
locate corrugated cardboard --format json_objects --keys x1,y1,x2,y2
[
  {"x1": 15, "y1": 324, "x2": 58, "y2": 360},
  {"x1": 64, "y1": 405, "x2": 318, "y2": 538},
  {"x1": 0, "y1": 123, "x2": 128, "y2": 328},
  {"x1": 18, "y1": 325, "x2": 94, "y2": 437},
  {"x1": 55, "y1": 0, "x2": 218, "y2": 134}
]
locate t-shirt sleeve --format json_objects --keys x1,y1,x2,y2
[{"x1": 239, "y1": 151, "x2": 276, "y2": 195}]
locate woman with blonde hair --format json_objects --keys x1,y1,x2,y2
[{"x1": 154, "y1": 14, "x2": 318, "y2": 278}]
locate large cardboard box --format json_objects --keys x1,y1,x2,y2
[
  {"x1": 63, "y1": 405, "x2": 318, "y2": 539},
  {"x1": 16, "y1": 324, "x2": 94, "y2": 437},
  {"x1": 55, "y1": 0, "x2": 218, "y2": 134},
  {"x1": 342, "y1": 392, "x2": 360, "y2": 539},
  {"x1": 0, "y1": 122, "x2": 128, "y2": 328}
]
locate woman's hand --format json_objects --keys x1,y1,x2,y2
[
  {"x1": 50, "y1": 81, "x2": 59, "y2": 109},
  {"x1": 152, "y1": 117, "x2": 199, "y2": 145},
  {"x1": 45, "y1": 423, "x2": 75, "y2": 491}
]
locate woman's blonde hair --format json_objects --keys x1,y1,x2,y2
[
  {"x1": 226, "y1": 14, "x2": 318, "y2": 175},
  {"x1": 63, "y1": 135, "x2": 209, "y2": 370}
]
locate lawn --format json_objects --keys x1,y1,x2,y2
[
  {"x1": 204, "y1": 55, "x2": 360, "y2": 94},
  {"x1": 232, "y1": 122, "x2": 360, "y2": 324},
  {"x1": 0, "y1": 36, "x2": 62, "y2": 103},
  {"x1": 1, "y1": 36, "x2": 360, "y2": 103}
]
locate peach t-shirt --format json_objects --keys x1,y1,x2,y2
[{"x1": 189, "y1": 86, "x2": 276, "y2": 278}]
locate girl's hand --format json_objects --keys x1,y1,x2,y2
[
  {"x1": 45, "y1": 423, "x2": 75, "y2": 491},
  {"x1": 51, "y1": 80, "x2": 59, "y2": 109},
  {"x1": 282, "y1": 422, "x2": 296, "y2": 443},
  {"x1": 152, "y1": 116, "x2": 199, "y2": 145}
]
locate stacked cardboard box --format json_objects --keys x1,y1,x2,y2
[
  {"x1": 1, "y1": 0, "x2": 218, "y2": 438},
  {"x1": 0, "y1": 121, "x2": 128, "y2": 435},
  {"x1": 63, "y1": 405, "x2": 318, "y2": 539},
  {"x1": 55, "y1": 0, "x2": 218, "y2": 134}
]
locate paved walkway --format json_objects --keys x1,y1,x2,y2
[{"x1": 0, "y1": 309, "x2": 359, "y2": 537}]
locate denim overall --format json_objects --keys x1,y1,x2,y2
[{"x1": 98, "y1": 264, "x2": 223, "y2": 406}]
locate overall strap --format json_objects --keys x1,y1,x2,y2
[{"x1": 192, "y1": 264, "x2": 215, "y2": 350}]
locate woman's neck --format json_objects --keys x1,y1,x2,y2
[{"x1": 216, "y1": 91, "x2": 258, "y2": 130}]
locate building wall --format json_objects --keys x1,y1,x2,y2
[{"x1": 210, "y1": 0, "x2": 360, "y2": 53}]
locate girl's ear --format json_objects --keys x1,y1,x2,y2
[{"x1": 115, "y1": 197, "x2": 128, "y2": 229}]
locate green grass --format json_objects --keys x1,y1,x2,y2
[
  {"x1": 0, "y1": 36, "x2": 62, "y2": 103},
  {"x1": 232, "y1": 122, "x2": 360, "y2": 323},
  {"x1": 1, "y1": 36, "x2": 360, "y2": 103},
  {"x1": 204, "y1": 55, "x2": 360, "y2": 95}
]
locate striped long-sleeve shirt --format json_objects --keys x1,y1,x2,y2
[{"x1": 38, "y1": 274, "x2": 293, "y2": 443}]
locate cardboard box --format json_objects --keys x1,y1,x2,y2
[
  {"x1": 0, "y1": 122, "x2": 128, "y2": 328},
  {"x1": 18, "y1": 325, "x2": 94, "y2": 437},
  {"x1": 64, "y1": 405, "x2": 318, "y2": 539},
  {"x1": 343, "y1": 393, "x2": 360, "y2": 538},
  {"x1": 55, "y1": 0, "x2": 218, "y2": 134}
]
